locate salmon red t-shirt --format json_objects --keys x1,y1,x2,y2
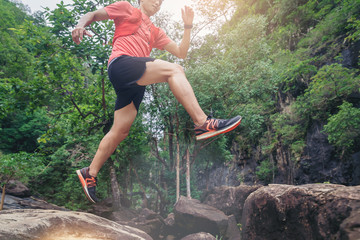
[{"x1": 104, "y1": 1, "x2": 171, "y2": 64}]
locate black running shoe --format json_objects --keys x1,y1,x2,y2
[
  {"x1": 76, "y1": 167, "x2": 99, "y2": 203},
  {"x1": 194, "y1": 115, "x2": 242, "y2": 140}
]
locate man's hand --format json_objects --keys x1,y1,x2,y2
[
  {"x1": 182, "y1": 5, "x2": 194, "y2": 26},
  {"x1": 72, "y1": 27, "x2": 93, "y2": 45}
]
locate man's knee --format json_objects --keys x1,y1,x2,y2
[
  {"x1": 110, "y1": 126, "x2": 130, "y2": 140},
  {"x1": 171, "y1": 63, "x2": 184, "y2": 74},
  {"x1": 164, "y1": 63, "x2": 184, "y2": 82}
]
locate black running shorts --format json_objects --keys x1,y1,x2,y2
[{"x1": 108, "y1": 55, "x2": 155, "y2": 111}]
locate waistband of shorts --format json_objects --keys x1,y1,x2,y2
[
  {"x1": 108, "y1": 56, "x2": 120, "y2": 69},
  {"x1": 108, "y1": 55, "x2": 133, "y2": 69}
]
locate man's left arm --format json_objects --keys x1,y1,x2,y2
[{"x1": 164, "y1": 6, "x2": 194, "y2": 59}]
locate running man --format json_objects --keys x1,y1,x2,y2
[{"x1": 72, "y1": 0, "x2": 241, "y2": 203}]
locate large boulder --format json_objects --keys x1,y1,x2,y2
[
  {"x1": 241, "y1": 184, "x2": 360, "y2": 240},
  {"x1": 3, "y1": 180, "x2": 31, "y2": 197},
  {"x1": 0, "y1": 209, "x2": 153, "y2": 240},
  {"x1": 202, "y1": 185, "x2": 261, "y2": 222},
  {"x1": 174, "y1": 196, "x2": 229, "y2": 238}
]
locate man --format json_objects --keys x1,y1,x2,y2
[{"x1": 72, "y1": 0, "x2": 241, "y2": 203}]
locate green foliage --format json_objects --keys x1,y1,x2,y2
[
  {"x1": 295, "y1": 63, "x2": 360, "y2": 120},
  {"x1": 297, "y1": 0, "x2": 360, "y2": 57},
  {"x1": 256, "y1": 159, "x2": 276, "y2": 184},
  {"x1": 0, "y1": 0, "x2": 28, "y2": 30},
  {"x1": 323, "y1": 101, "x2": 360, "y2": 153},
  {"x1": 30, "y1": 133, "x2": 108, "y2": 210},
  {"x1": 346, "y1": 17, "x2": 360, "y2": 42},
  {"x1": 1, "y1": 0, "x2": 360, "y2": 214},
  {"x1": 0, "y1": 152, "x2": 44, "y2": 187},
  {"x1": 0, "y1": 108, "x2": 50, "y2": 153},
  {"x1": 271, "y1": 112, "x2": 305, "y2": 154},
  {"x1": 279, "y1": 55, "x2": 318, "y2": 97}
]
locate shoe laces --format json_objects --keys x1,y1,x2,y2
[
  {"x1": 206, "y1": 118, "x2": 219, "y2": 129},
  {"x1": 86, "y1": 176, "x2": 97, "y2": 188}
]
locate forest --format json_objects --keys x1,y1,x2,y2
[{"x1": 1, "y1": 0, "x2": 360, "y2": 215}]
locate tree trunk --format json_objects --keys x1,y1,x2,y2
[
  {"x1": 0, "y1": 184, "x2": 6, "y2": 211},
  {"x1": 175, "y1": 111, "x2": 181, "y2": 203},
  {"x1": 132, "y1": 165, "x2": 148, "y2": 208},
  {"x1": 186, "y1": 147, "x2": 191, "y2": 199},
  {"x1": 110, "y1": 163, "x2": 122, "y2": 210},
  {"x1": 168, "y1": 115, "x2": 174, "y2": 169},
  {"x1": 101, "y1": 68, "x2": 107, "y2": 115},
  {"x1": 176, "y1": 136, "x2": 180, "y2": 202}
]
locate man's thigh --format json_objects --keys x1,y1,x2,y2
[
  {"x1": 136, "y1": 59, "x2": 180, "y2": 86},
  {"x1": 112, "y1": 102, "x2": 138, "y2": 134}
]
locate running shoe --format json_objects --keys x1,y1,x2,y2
[
  {"x1": 76, "y1": 167, "x2": 99, "y2": 203},
  {"x1": 194, "y1": 115, "x2": 242, "y2": 140}
]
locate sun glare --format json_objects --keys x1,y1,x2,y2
[{"x1": 161, "y1": 0, "x2": 193, "y2": 18}]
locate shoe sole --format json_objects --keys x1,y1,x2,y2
[
  {"x1": 76, "y1": 170, "x2": 97, "y2": 204},
  {"x1": 196, "y1": 116, "x2": 242, "y2": 141}
]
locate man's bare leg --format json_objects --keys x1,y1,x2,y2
[
  {"x1": 77, "y1": 59, "x2": 241, "y2": 203},
  {"x1": 88, "y1": 102, "x2": 138, "y2": 177},
  {"x1": 137, "y1": 59, "x2": 241, "y2": 140},
  {"x1": 136, "y1": 59, "x2": 208, "y2": 126}
]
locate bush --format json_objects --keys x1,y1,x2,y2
[
  {"x1": 256, "y1": 159, "x2": 276, "y2": 184},
  {"x1": 295, "y1": 63, "x2": 360, "y2": 120},
  {"x1": 323, "y1": 101, "x2": 360, "y2": 154}
]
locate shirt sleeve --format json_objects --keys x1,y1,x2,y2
[
  {"x1": 153, "y1": 28, "x2": 172, "y2": 50},
  {"x1": 104, "y1": 1, "x2": 133, "y2": 21}
]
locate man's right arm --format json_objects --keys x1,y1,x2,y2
[{"x1": 72, "y1": 8, "x2": 109, "y2": 45}]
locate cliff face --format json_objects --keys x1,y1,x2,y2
[
  {"x1": 197, "y1": 39, "x2": 360, "y2": 188},
  {"x1": 295, "y1": 121, "x2": 360, "y2": 185},
  {"x1": 293, "y1": 41, "x2": 360, "y2": 186}
]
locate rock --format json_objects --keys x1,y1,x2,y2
[
  {"x1": 180, "y1": 232, "x2": 216, "y2": 240},
  {"x1": 351, "y1": 151, "x2": 360, "y2": 185},
  {"x1": 164, "y1": 213, "x2": 175, "y2": 227},
  {"x1": 294, "y1": 121, "x2": 357, "y2": 185},
  {"x1": 88, "y1": 197, "x2": 114, "y2": 219},
  {"x1": 88, "y1": 197, "x2": 133, "y2": 219},
  {"x1": 241, "y1": 184, "x2": 360, "y2": 240},
  {"x1": 4, "y1": 180, "x2": 31, "y2": 197},
  {"x1": 0, "y1": 194, "x2": 66, "y2": 211},
  {"x1": 197, "y1": 163, "x2": 244, "y2": 190},
  {"x1": 202, "y1": 185, "x2": 261, "y2": 222},
  {"x1": 225, "y1": 215, "x2": 241, "y2": 240},
  {"x1": 129, "y1": 208, "x2": 164, "y2": 239},
  {"x1": 137, "y1": 208, "x2": 162, "y2": 221},
  {"x1": 131, "y1": 218, "x2": 163, "y2": 240},
  {"x1": 174, "y1": 196, "x2": 229, "y2": 238},
  {"x1": 109, "y1": 207, "x2": 139, "y2": 223},
  {"x1": 163, "y1": 213, "x2": 177, "y2": 237},
  {"x1": 0, "y1": 209, "x2": 153, "y2": 240},
  {"x1": 110, "y1": 208, "x2": 164, "y2": 240},
  {"x1": 341, "y1": 40, "x2": 360, "y2": 69},
  {"x1": 339, "y1": 204, "x2": 360, "y2": 240}
]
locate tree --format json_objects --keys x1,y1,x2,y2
[
  {"x1": 0, "y1": 152, "x2": 44, "y2": 210},
  {"x1": 324, "y1": 101, "x2": 360, "y2": 157}
]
